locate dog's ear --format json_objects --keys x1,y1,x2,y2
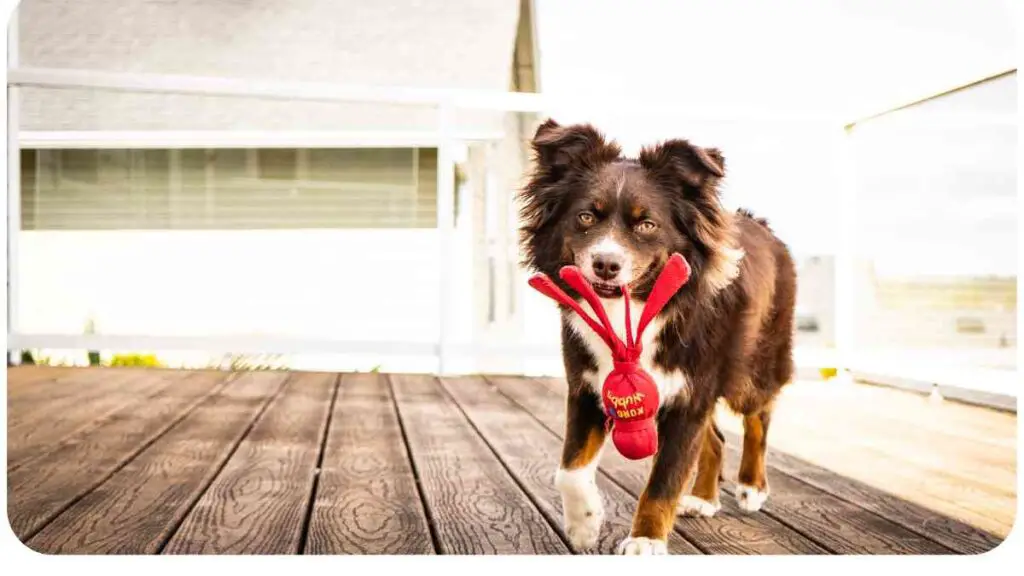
[
  {"x1": 638, "y1": 139, "x2": 725, "y2": 192},
  {"x1": 531, "y1": 118, "x2": 621, "y2": 178}
]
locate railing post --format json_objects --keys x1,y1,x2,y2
[
  {"x1": 436, "y1": 102, "x2": 456, "y2": 375},
  {"x1": 833, "y1": 125, "x2": 857, "y2": 378},
  {"x1": 7, "y1": 7, "x2": 20, "y2": 366}
]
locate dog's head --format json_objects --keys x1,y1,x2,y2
[{"x1": 518, "y1": 119, "x2": 742, "y2": 299}]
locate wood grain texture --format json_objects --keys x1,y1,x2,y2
[
  {"x1": 7, "y1": 370, "x2": 187, "y2": 469},
  {"x1": 715, "y1": 384, "x2": 1016, "y2": 537},
  {"x1": 24, "y1": 371, "x2": 288, "y2": 554},
  {"x1": 734, "y1": 409, "x2": 1016, "y2": 533},
  {"x1": 759, "y1": 383, "x2": 1015, "y2": 495},
  {"x1": 389, "y1": 373, "x2": 569, "y2": 554},
  {"x1": 7, "y1": 368, "x2": 143, "y2": 431},
  {"x1": 305, "y1": 372, "x2": 435, "y2": 555},
  {"x1": 438, "y1": 376, "x2": 700, "y2": 555},
  {"x1": 163, "y1": 372, "x2": 338, "y2": 554},
  {"x1": 721, "y1": 430, "x2": 1003, "y2": 554},
  {"x1": 718, "y1": 448, "x2": 953, "y2": 554},
  {"x1": 543, "y1": 376, "x2": 1004, "y2": 554},
  {"x1": 8, "y1": 370, "x2": 234, "y2": 540},
  {"x1": 6, "y1": 366, "x2": 75, "y2": 397},
  {"x1": 491, "y1": 377, "x2": 827, "y2": 554}
]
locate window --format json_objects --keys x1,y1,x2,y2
[{"x1": 21, "y1": 148, "x2": 439, "y2": 230}]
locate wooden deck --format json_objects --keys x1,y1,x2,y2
[{"x1": 6, "y1": 366, "x2": 1014, "y2": 555}]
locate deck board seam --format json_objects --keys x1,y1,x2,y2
[
  {"x1": 385, "y1": 373, "x2": 444, "y2": 555},
  {"x1": 296, "y1": 373, "x2": 342, "y2": 554},
  {"x1": 154, "y1": 372, "x2": 292, "y2": 554},
  {"x1": 19, "y1": 371, "x2": 242, "y2": 543},
  {"x1": 436, "y1": 376, "x2": 578, "y2": 554},
  {"x1": 480, "y1": 376, "x2": 715, "y2": 554}
]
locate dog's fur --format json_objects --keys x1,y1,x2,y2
[{"x1": 518, "y1": 119, "x2": 797, "y2": 555}]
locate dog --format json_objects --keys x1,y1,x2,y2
[{"x1": 517, "y1": 119, "x2": 797, "y2": 555}]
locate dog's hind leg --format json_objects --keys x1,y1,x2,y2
[
  {"x1": 736, "y1": 403, "x2": 773, "y2": 512},
  {"x1": 677, "y1": 419, "x2": 724, "y2": 517}
]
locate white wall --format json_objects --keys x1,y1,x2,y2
[{"x1": 18, "y1": 228, "x2": 480, "y2": 373}]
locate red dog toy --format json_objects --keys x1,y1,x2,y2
[{"x1": 528, "y1": 254, "x2": 692, "y2": 460}]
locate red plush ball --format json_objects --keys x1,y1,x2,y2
[{"x1": 601, "y1": 361, "x2": 660, "y2": 460}]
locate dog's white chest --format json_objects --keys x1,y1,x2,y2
[{"x1": 567, "y1": 297, "x2": 688, "y2": 406}]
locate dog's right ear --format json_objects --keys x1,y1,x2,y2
[{"x1": 531, "y1": 119, "x2": 621, "y2": 179}]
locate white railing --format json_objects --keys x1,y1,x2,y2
[{"x1": 5, "y1": 61, "x2": 1017, "y2": 399}]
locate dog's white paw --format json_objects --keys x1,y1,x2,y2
[
  {"x1": 564, "y1": 505, "x2": 604, "y2": 550},
  {"x1": 677, "y1": 495, "x2": 721, "y2": 517},
  {"x1": 616, "y1": 536, "x2": 668, "y2": 555},
  {"x1": 735, "y1": 483, "x2": 769, "y2": 512},
  {"x1": 555, "y1": 466, "x2": 604, "y2": 550}
]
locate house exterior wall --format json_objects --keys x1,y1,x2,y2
[
  {"x1": 12, "y1": 0, "x2": 535, "y2": 373},
  {"x1": 16, "y1": 0, "x2": 520, "y2": 132}
]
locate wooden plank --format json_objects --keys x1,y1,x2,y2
[
  {"x1": 7, "y1": 368, "x2": 141, "y2": 428},
  {"x1": 762, "y1": 382, "x2": 1016, "y2": 494},
  {"x1": 7, "y1": 369, "x2": 188, "y2": 469},
  {"x1": 720, "y1": 430, "x2": 1003, "y2": 554},
  {"x1": 305, "y1": 372, "x2": 435, "y2": 555},
  {"x1": 7, "y1": 367, "x2": 174, "y2": 405},
  {"x1": 8, "y1": 370, "x2": 234, "y2": 540},
  {"x1": 5, "y1": 366, "x2": 74, "y2": 396},
  {"x1": 536, "y1": 377, "x2": 956, "y2": 554},
  {"x1": 24, "y1": 371, "x2": 288, "y2": 554},
  {"x1": 438, "y1": 375, "x2": 700, "y2": 555},
  {"x1": 389, "y1": 373, "x2": 569, "y2": 554},
  {"x1": 854, "y1": 380, "x2": 1018, "y2": 438},
  {"x1": 717, "y1": 407, "x2": 1014, "y2": 538},
  {"x1": 490, "y1": 377, "x2": 828, "y2": 554},
  {"x1": 718, "y1": 440, "x2": 953, "y2": 554},
  {"x1": 163, "y1": 372, "x2": 338, "y2": 554}
]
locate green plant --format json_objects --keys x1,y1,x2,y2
[
  {"x1": 212, "y1": 353, "x2": 288, "y2": 371},
  {"x1": 109, "y1": 353, "x2": 163, "y2": 368}
]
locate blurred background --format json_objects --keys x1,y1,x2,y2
[{"x1": 4, "y1": 0, "x2": 1018, "y2": 406}]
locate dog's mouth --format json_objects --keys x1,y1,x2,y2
[
  {"x1": 592, "y1": 283, "x2": 622, "y2": 298},
  {"x1": 589, "y1": 280, "x2": 618, "y2": 295}
]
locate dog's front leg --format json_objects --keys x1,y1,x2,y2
[
  {"x1": 618, "y1": 403, "x2": 709, "y2": 555},
  {"x1": 555, "y1": 384, "x2": 608, "y2": 551}
]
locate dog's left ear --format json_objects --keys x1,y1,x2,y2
[{"x1": 638, "y1": 139, "x2": 725, "y2": 191}]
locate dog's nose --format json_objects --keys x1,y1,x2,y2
[{"x1": 592, "y1": 252, "x2": 623, "y2": 281}]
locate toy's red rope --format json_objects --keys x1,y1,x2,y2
[
  {"x1": 635, "y1": 254, "x2": 691, "y2": 342},
  {"x1": 622, "y1": 283, "x2": 635, "y2": 352},
  {"x1": 529, "y1": 253, "x2": 691, "y2": 364},
  {"x1": 527, "y1": 275, "x2": 616, "y2": 350},
  {"x1": 559, "y1": 267, "x2": 627, "y2": 359}
]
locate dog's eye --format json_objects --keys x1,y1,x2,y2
[
  {"x1": 635, "y1": 220, "x2": 658, "y2": 234},
  {"x1": 577, "y1": 211, "x2": 596, "y2": 227}
]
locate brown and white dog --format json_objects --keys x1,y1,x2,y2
[{"x1": 518, "y1": 119, "x2": 797, "y2": 555}]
